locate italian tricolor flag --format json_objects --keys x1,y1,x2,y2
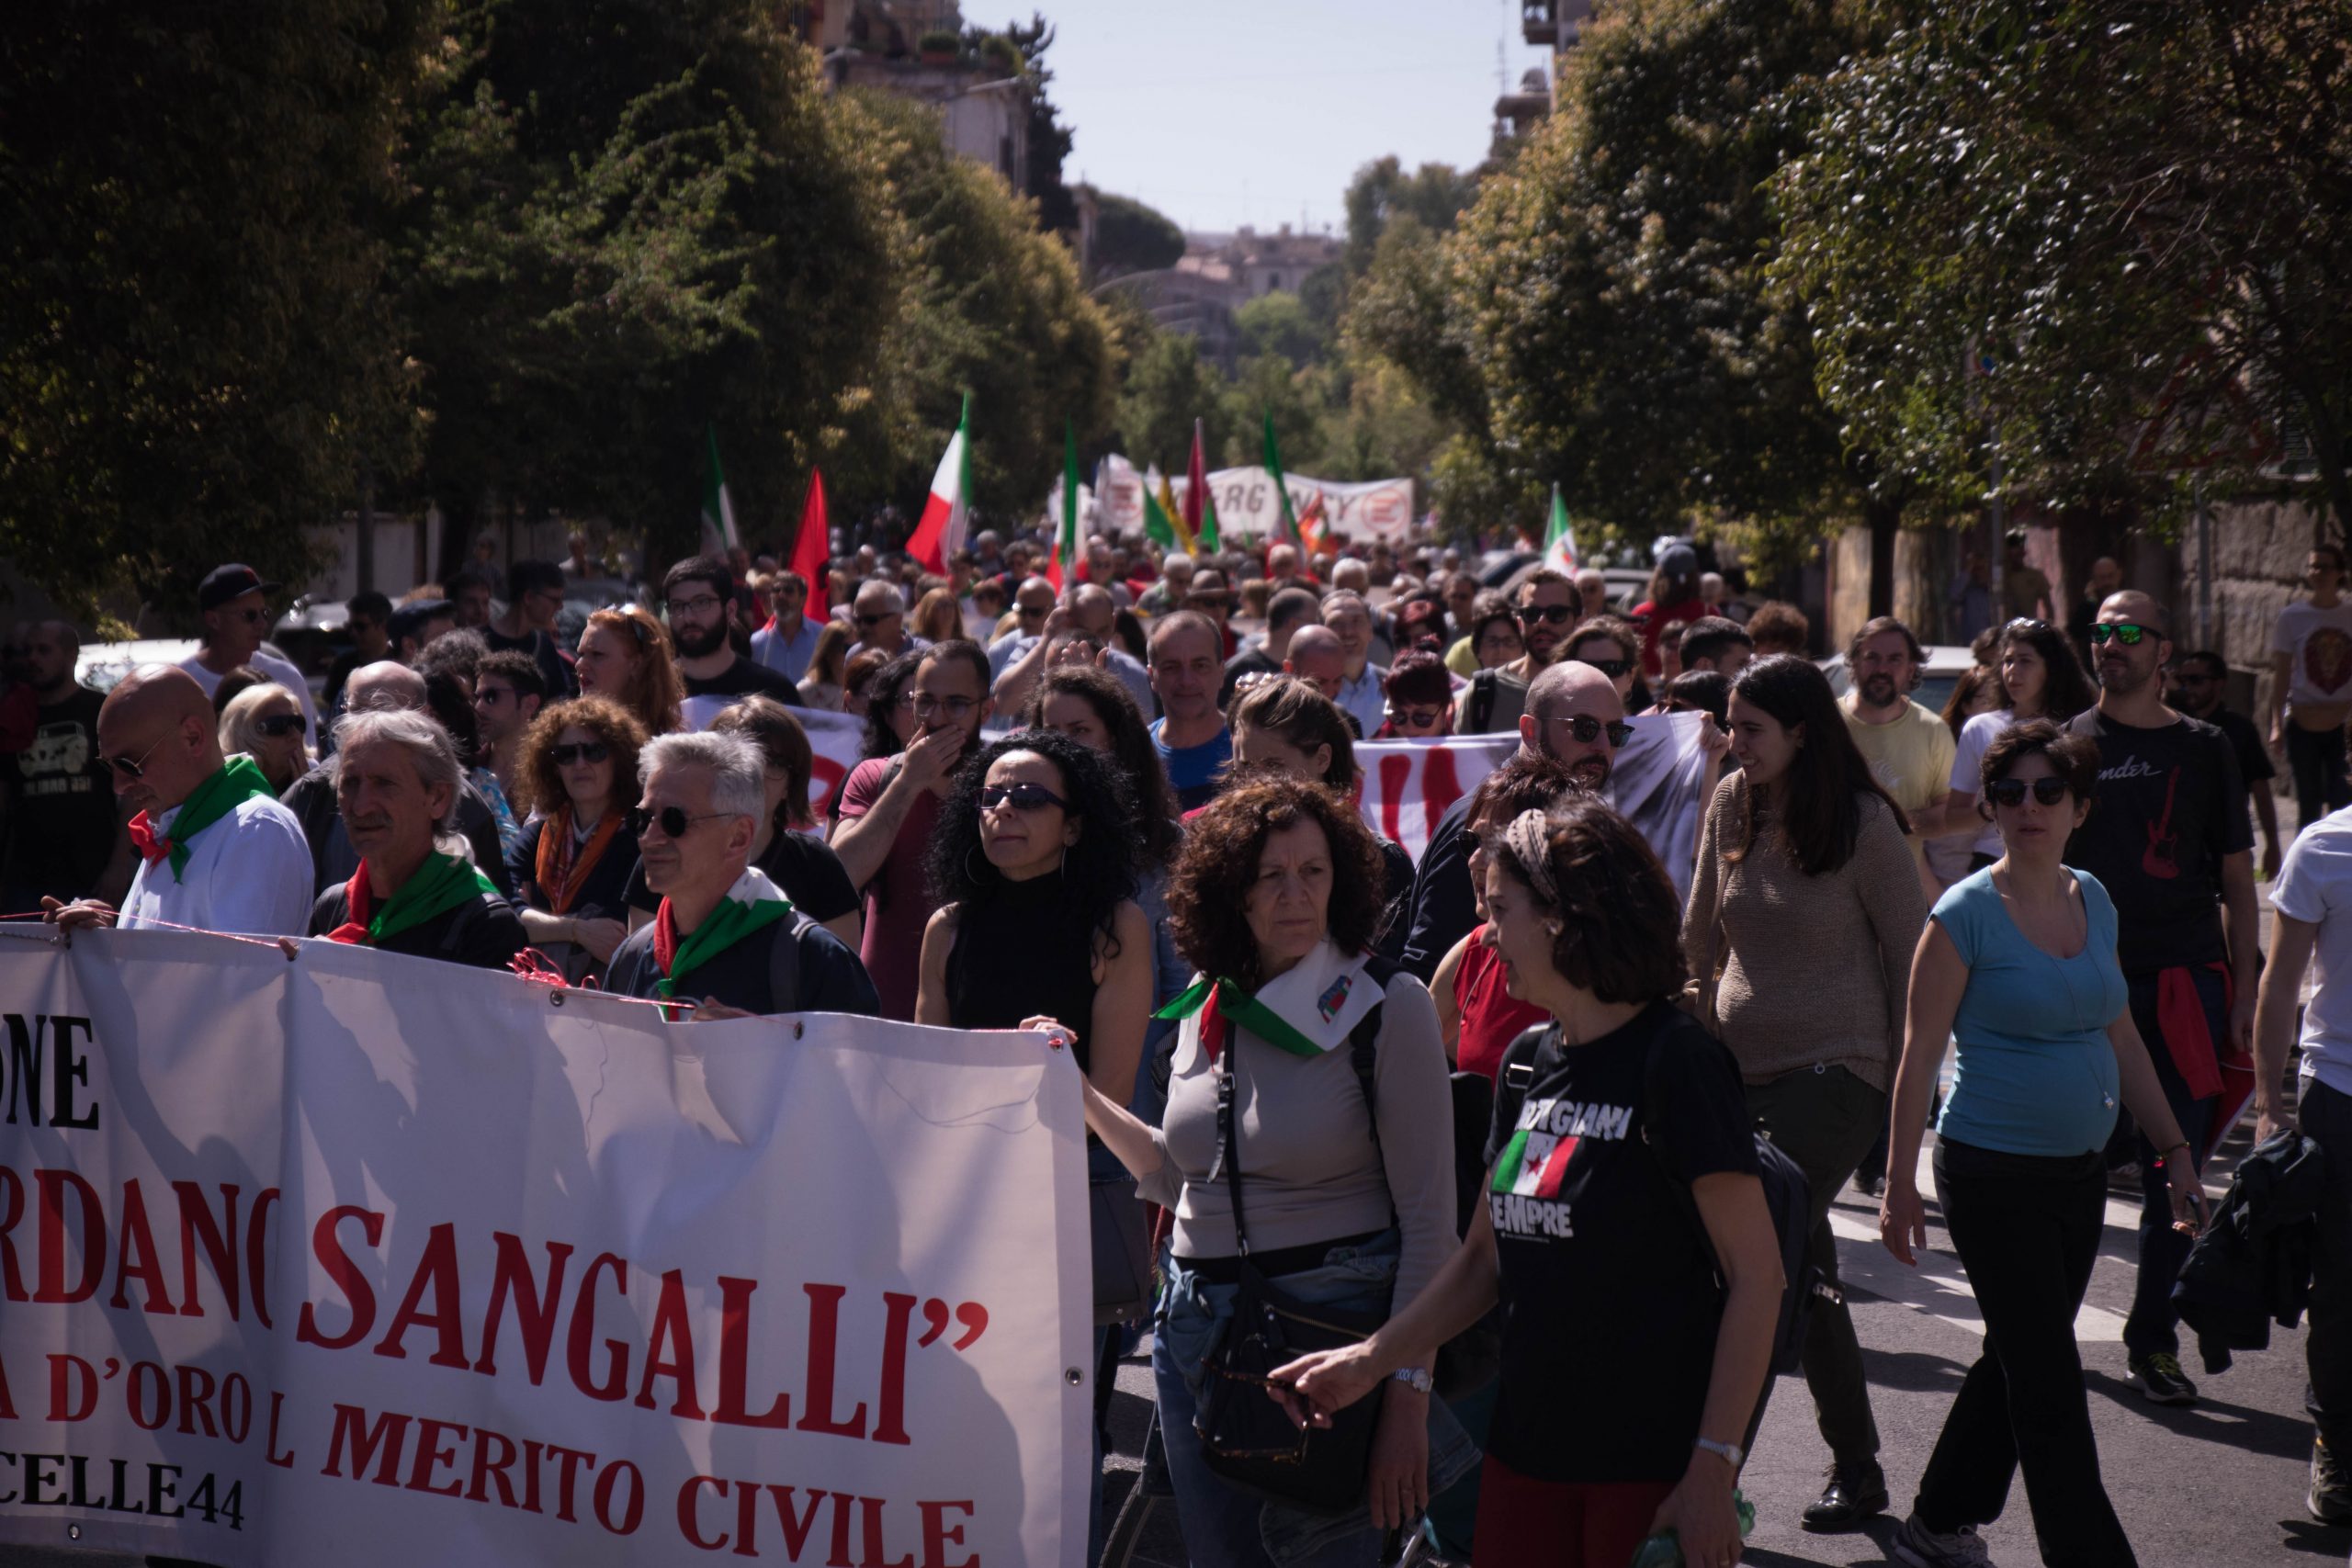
[
  {"x1": 1541, "y1": 482, "x2": 1578, "y2": 574},
  {"x1": 1490, "y1": 1127, "x2": 1578, "y2": 1199},
  {"x1": 907, "y1": 392, "x2": 974, "y2": 576},
  {"x1": 1046, "y1": 421, "x2": 1081, "y2": 592},
  {"x1": 702, "y1": 425, "x2": 740, "y2": 555}
]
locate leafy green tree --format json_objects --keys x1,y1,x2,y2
[
  {"x1": 1086, "y1": 189, "x2": 1187, "y2": 278},
  {"x1": 1341, "y1": 156, "x2": 1481, "y2": 279},
  {"x1": 0, "y1": 0, "x2": 436, "y2": 617},
  {"x1": 1775, "y1": 0, "x2": 2352, "y2": 535},
  {"x1": 1235, "y1": 292, "x2": 1330, "y2": 367},
  {"x1": 1116, "y1": 332, "x2": 1233, "y2": 473}
]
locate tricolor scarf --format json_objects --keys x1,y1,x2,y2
[
  {"x1": 326, "y1": 852, "x2": 499, "y2": 947},
  {"x1": 1153, "y1": 941, "x2": 1385, "y2": 1065},
  {"x1": 651, "y1": 867, "x2": 795, "y2": 1013},
  {"x1": 127, "y1": 755, "x2": 278, "y2": 882},
  {"x1": 534, "y1": 804, "x2": 622, "y2": 915}
]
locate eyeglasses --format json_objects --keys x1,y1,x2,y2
[
  {"x1": 855, "y1": 613, "x2": 897, "y2": 629},
  {"x1": 1017, "y1": 604, "x2": 1051, "y2": 619},
  {"x1": 627, "y1": 803, "x2": 732, "y2": 839},
  {"x1": 1516, "y1": 604, "x2": 1576, "y2": 626},
  {"x1": 549, "y1": 742, "x2": 611, "y2": 766},
  {"x1": 2088, "y1": 623, "x2": 2154, "y2": 647},
  {"x1": 899, "y1": 693, "x2": 978, "y2": 720},
  {"x1": 1574, "y1": 657, "x2": 1633, "y2": 679},
  {"x1": 222, "y1": 606, "x2": 267, "y2": 626},
  {"x1": 1387, "y1": 705, "x2": 1448, "y2": 729},
  {"x1": 104, "y1": 736, "x2": 168, "y2": 781},
  {"x1": 665, "y1": 593, "x2": 724, "y2": 618},
  {"x1": 979, "y1": 781, "x2": 1069, "y2": 813},
  {"x1": 255, "y1": 714, "x2": 307, "y2": 739},
  {"x1": 1986, "y1": 776, "x2": 2072, "y2": 808},
  {"x1": 1543, "y1": 714, "x2": 1635, "y2": 748}
]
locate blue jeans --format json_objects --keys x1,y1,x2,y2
[
  {"x1": 1152, "y1": 1230, "x2": 1480, "y2": 1568},
  {"x1": 2122, "y1": 967, "x2": 2223, "y2": 1359}
]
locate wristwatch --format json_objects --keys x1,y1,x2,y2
[
  {"x1": 1390, "y1": 1368, "x2": 1434, "y2": 1394},
  {"x1": 1693, "y1": 1436, "x2": 1745, "y2": 1469}
]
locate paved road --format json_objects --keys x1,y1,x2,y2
[{"x1": 1102, "y1": 1115, "x2": 2338, "y2": 1567}]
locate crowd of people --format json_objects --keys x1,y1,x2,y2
[{"x1": 4, "y1": 518, "x2": 2345, "y2": 1568}]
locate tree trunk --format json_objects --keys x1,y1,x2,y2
[{"x1": 1866, "y1": 497, "x2": 1900, "y2": 619}]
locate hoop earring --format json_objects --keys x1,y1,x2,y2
[{"x1": 965, "y1": 843, "x2": 994, "y2": 886}]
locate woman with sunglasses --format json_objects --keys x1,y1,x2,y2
[
  {"x1": 508, "y1": 695, "x2": 647, "y2": 979},
  {"x1": 1928, "y1": 617, "x2": 2097, "y2": 875},
  {"x1": 797, "y1": 621, "x2": 854, "y2": 711},
  {"x1": 574, "y1": 606, "x2": 683, "y2": 737},
  {"x1": 1683, "y1": 654, "x2": 1928, "y2": 1533},
  {"x1": 219, "y1": 682, "x2": 310, "y2": 793},
  {"x1": 1562, "y1": 615, "x2": 1642, "y2": 711},
  {"x1": 1880, "y1": 720, "x2": 2202, "y2": 1568},
  {"x1": 1375, "y1": 648, "x2": 1454, "y2": 739}
]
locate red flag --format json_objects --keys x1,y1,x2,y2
[
  {"x1": 1295, "y1": 488, "x2": 1329, "y2": 558},
  {"x1": 1182, "y1": 417, "x2": 1208, "y2": 544},
  {"x1": 791, "y1": 468, "x2": 831, "y2": 621}
]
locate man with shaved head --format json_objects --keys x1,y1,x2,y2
[
  {"x1": 46, "y1": 665, "x2": 311, "y2": 935},
  {"x1": 3, "y1": 621, "x2": 130, "y2": 910},
  {"x1": 2065, "y1": 589, "x2": 2259, "y2": 1409}
]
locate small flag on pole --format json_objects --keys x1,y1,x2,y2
[
  {"x1": 1183, "y1": 419, "x2": 1221, "y2": 552},
  {"x1": 1151, "y1": 467, "x2": 1194, "y2": 554},
  {"x1": 1261, "y1": 410, "x2": 1299, "y2": 546},
  {"x1": 1541, "y1": 483, "x2": 1578, "y2": 574},
  {"x1": 789, "y1": 468, "x2": 831, "y2": 621},
  {"x1": 907, "y1": 393, "x2": 973, "y2": 575},
  {"x1": 701, "y1": 425, "x2": 740, "y2": 555},
  {"x1": 1046, "y1": 422, "x2": 1082, "y2": 592}
]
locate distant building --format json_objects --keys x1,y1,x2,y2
[
  {"x1": 1095, "y1": 224, "x2": 1340, "y2": 372},
  {"x1": 1505, "y1": 0, "x2": 1600, "y2": 138},
  {"x1": 806, "y1": 1, "x2": 1030, "y2": 188}
]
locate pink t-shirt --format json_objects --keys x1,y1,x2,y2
[{"x1": 836, "y1": 756, "x2": 944, "y2": 1021}]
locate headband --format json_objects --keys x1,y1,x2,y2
[{"x1": 1504, "y1": 808, "x2": 1558, "y2": 905}]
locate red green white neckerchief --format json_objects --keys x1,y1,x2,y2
[
  {"x1": 1152, "y1": 976, "x2": 1321, "y2": 1063},
  {"x1": 326, "y1": 852, "x2": 499, "y2": 946},
  {"x1": 651, "y1": 867, "x2": 794, "y2": 1018},
  {"x1": 126, "y1": 754, "x2": 277, "y2": 881}
]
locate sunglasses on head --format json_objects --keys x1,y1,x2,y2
[
  {"x1": 1575, "y1": 657, "x2": 1633, "y2": 679},
  {"x1": 1517, "y1": 604, "x2": 1576, "y2": 626},
  {"x1": 1985, "y1": 775, "x2": 2072, "y2": 807},
  {"x1": 255, "y1": 714, "x2": 307, "y2": 739},
  {"x1": 1545, "y1": 714, "x2": 1636, "y2": 747},
  {"x1": 979, "y1": 781, "x2": 1068, "y2": 813},
  {"x1": 2088, "y1": 622, "x2": 2154, "y2": 646},
  {"x1": 549, "y1": 742, "x2": 610, "y2": 766},
  {"x1": 627, "y1": 803, "x2": 730, "y2": 839}
]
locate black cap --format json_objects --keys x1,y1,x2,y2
[{"x1": 197, "y1": 564, "x2": 281, "y2": 613}]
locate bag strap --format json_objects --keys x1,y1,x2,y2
[
  {"x1": 767, "y1": 911, "x2": 808, "y2": 1013},
  {"x1": 1214, "y1": 1043, "x2": 1256, "y2": 1258},
  {"x1": 1468, "y1": 669, "x2": 1498, "y2": 734}
]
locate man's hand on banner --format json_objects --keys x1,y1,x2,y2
[
  {"x1": 694, "y1": 996, "x2": 752, "y2": 1021},
  {"x1": 41, "y1": 895, "x2": 116, "y2": 931}
]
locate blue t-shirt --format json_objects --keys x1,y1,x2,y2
[
  {"x1": 1934, "y1": 866, "x2": 2127, "y2": 1157},
  {"x1": 1152, "y1": 720, "x2": 1232, "y2": 811}
]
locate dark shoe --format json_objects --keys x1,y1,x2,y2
[
  {"x1": 1890, "y1": 1515, "x2": 1995, "y2": 1567},
  {"x1": 2128, "y1": 1352, "x2": 2198, "y2": 1405},
  {"x1": 1800, "y1": 1461, "x2": 1889, "y2": 1532},
  {"x1": 2312, "y1": 1438, "x2": 2352, "y2": 1525},
  {"x1": 1852, "y1": 1172, "x2": 1885, "y2": 1201}
]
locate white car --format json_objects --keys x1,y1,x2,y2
[{"x1": 1819, "y1": 643, "x2": 1979, "y2": 719}]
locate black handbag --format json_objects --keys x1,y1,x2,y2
[{"x1": 1193, "y1": 1033, "x2": 1389, "y2": 1516}]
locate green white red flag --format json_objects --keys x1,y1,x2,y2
[
  {"x1": 1541, "y1": 483, "x2": 1578, "y2": 574},
  {"x1": 907, "y1": 392, "x2": 973, "y2": 575}
]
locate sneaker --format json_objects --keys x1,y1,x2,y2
[
  {"x1": 2129, "y1": 1351, "x2": 2199, "y2": 1405},
  {"x1": 1853, "y1": 1172, "x2": 1885, "y2": 1201},
  {"x1": 2312, "y1": 1437, "x2": 2352, "y2": 1526},
  {"x1": 1890, "y1": 1514, "x2": 1995, "y2": 1568}
]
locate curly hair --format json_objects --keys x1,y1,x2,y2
[
  {"x1": 924, "y1": 730, "x2": 1142, "y2": 961},
  {"x1": 1023, "y1": 665, "x2": 1182, "y2": 870},
  {"x1": 1170, "y1": 774, "x2": 1388, "y2": 987},
  {"x1": 1483, "y1": 792, "x2": 1689, "y2": 1004},
  {"x1": 1977, "y1": 717, "x2": 2100, "y2": 816},
  {"x1": 514, "y1": 694, "x2": 650, "y2": 818},
  {"x1": 582, "y1": 606, "x2": 683, "y2": 736}
]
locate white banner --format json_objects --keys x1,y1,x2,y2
[
  {"x1": 1167, "y1": 467, "x2": 1417, "y2": 543},
  {"x1": 0, "y1": 931, "x2": 1088, "y2": 1565},
  {"x1": 681, "y1": 701, "x2": 866, "y2": 825},
  {"x1": 1355, "y1": 713, "x2": 1714, "y2": 898}
]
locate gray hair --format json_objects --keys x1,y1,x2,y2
[
  {"x1": 331, "y1": 707, "x2": 466, "y2": 834},
  {"x1": 854, "y1": 579, "x2": 906, "y2": 615},
  {"x1": 639, "y1": 729, "x2": 764, "y2": 821}
]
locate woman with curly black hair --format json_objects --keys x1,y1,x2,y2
[{"x1": 915, "y1": 728, "x2": 1152, "y2": 1105}]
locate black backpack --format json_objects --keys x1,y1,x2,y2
[{"x1": 1493, "y1": 1023, "x2": 1833, "y2": 1378}]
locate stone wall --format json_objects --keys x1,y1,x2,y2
[{"x1": 2182, "y1": 494, "x2": 2330, "y2": 720}]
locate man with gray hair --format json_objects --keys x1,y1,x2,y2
[
  {"x1": 605, "y1": 730, "x2": 876, "y2": 1018},
  {"x1": 1136, "y1": 551, "x2": 1195, "y2": 616},
  {"x1": 1320, "y1": 591, "x2": 1389, "y2": 739},
  {"x1": 306, "y1": 708, "x2": 524, "y2": 968},
  {"x1": 848, "y1": 579, "x2": 916, "y2": 662}
]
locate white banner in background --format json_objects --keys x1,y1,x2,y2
[
  {"x1": 0, "y1": 931, "x2": 1089, "y2": 1565},
  {"x1": 1169, "y1": 467, "x2": 1417, "y2": 542}
]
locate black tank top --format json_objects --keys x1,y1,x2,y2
[{"x1": 945, "y1": 867, "x2": 1101, "y2": 1073}]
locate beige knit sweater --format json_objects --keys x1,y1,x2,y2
[{"x1": 1681, "y1": 772, "x2": 1928, "y2": 1090}]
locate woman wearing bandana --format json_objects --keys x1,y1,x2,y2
[
  {"x1": 1077, "y1": 774, "x2": 1474, "y2": 1568},
  {"x1": 307, "y1": 709, "x2": 524, "y2": 969}
]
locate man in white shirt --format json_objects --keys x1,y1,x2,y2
[
  {"x1": 47, "y1": 666, "x2": 311, "y2": 937},
  {"x1": 2270, "y1": 543, "x2": 2352, "y2": 833},
  {"x1": 177, "y1": 563, "x2": 320, "y2": 739},
  {"x1": 2255, "y1": 804, "x2": 2352, "y2": 1525}
]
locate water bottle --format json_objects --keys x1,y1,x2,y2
[{"x1": 1627, "y1": 1491, "x2": 1757, "y2": 1567}]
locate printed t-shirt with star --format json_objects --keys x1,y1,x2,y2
[
  {"x1": 1482, "y1": 1001, "x2": 1757, "y2": 1483},
  {"x1": 2274, "y1": 600, "x2": 2352, "y2": 712}
]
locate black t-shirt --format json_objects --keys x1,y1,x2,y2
[
  {"x1": 1483, "y1": 1003, "x2": 1758, "y2": 1483},
  {"x1": 308, "y1": 884, "x2": 528, "y2": 971},
  {"x1": 1400, "y1": 790, "x2": 1477, "y2": 984},
  {"x1": 623, "y1": 829, "x2": 859, "y2": 924},
  {"x1": 603, "y1": 914, "x2": 878, "y2": 1016},
  {"x1": 483, "y1": 626, "x2": 576, "y2": 701},
  {"x1": 2200, "y1": 705, "x2": 2276, "y2": 788},
  {"x1": 684, "y1": 655, "x2": 804, "y2": 707},
  {"x1": 4, "y1": 687, "x2": 119, "y2": 901},
  {"x1": 2064, "y1": 709, "x2": 2253, "y2": 974},
  {"x1": 506, "y1": 817, "x2": 639, "y2": 921}
]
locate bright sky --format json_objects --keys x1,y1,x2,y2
[{"x1": 1025, "y1": 0, "x2": 1554, "y2": 236}]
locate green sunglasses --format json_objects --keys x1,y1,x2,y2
[{"x1": 2088, "y1": 622, "x2": 2155, "y2": 647}]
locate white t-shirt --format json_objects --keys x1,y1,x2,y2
[
  {"x1": 120, "y1": 792, "x2": 314, "y2": 937},
  {"x1": 2269, "y1": 805, "x2": 2352, "y2": 1099},
  {"x1": 179, "y1": 648, "x2": 322, "y2": 744},
  {"x1": 1948, "y1": 708, "x2": 2021, "y2": 860},
  {"x1": 2271, "y1": 601, "x2": 2352, "y2": 712}
]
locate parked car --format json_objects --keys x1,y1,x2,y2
[
  {"x1": 75, "y1": 638, "x2": 202, "y2": 694},
  {"x1": 1819, "y1": 643, "x2": 1979, "y2": 717}
]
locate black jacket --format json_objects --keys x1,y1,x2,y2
[
  {"x1": 605, "y1": 908, "x2": 879, "y2": 1018},
  {"x1": 2173, "y1": 1128, "x2": 2329, "y2": 1373},
  {"x1": 309, "y1": 883, "x2": 528, "y2": 972}
]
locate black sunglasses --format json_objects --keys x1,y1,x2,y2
[
  {"x1": 1517, "y1": 604, "x2": 1576, "y2": 626},
  {"x1": 105, "y1": 736, "x2": 167, "y2": 780},
  {"x1": 1544, "y1": 714, "x2": 1636, "y2": 747},
  {"x1": 978, "y1": 781, "x2": 1069, "y2": 813},
  {"x1": 627, "y1": 803, "x2": 732, "y2": 839},
  {"x1": 855, "y1": 612, "x2": 895, "y2": 628},
  {"x1": 1986, "y1": 776, "x2": 2072, "y2": 807},
  {"x1": 255, "y1": 714, "x2": 307, "y2": 739},
  {"x1": 1575, "y1": 657, "x2": 1633, "y2": 679},
  {"x1": 549, "y1": 742, "x2": 611, "y2": 766},
  {"x1": 2088, "y1": 623, "x2": 2154, "y2": 647}
]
